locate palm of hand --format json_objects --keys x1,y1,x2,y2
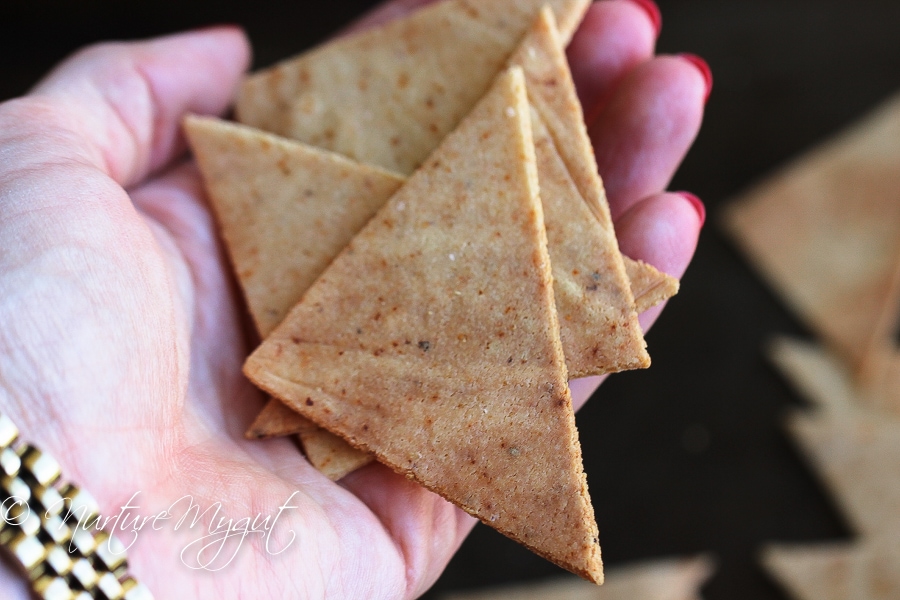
[
  {"x1": 1, "y1": 83, "x2": 449, "y2": 600},
  {"x1": 0, "y1": 2, "x2": 705, "y2": 599}
]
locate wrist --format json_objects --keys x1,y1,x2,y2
[
  {"x1": 0, "y1": 556, "x2": 31, "y2": 600},
  {"x1": 0, "y1": 412, "x2": 155, "y2": 599}
]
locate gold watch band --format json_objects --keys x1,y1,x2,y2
[{"x1": 0, "y1": 413, "x2": 154, "y2": 600}]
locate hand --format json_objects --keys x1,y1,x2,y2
[{"x1": 0, "y1": 1, "x2": 705, "y2": 598}]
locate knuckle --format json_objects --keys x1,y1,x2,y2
[
  {"x1": 66, "y1": 40, "x2": 133, "y2": 69},
  {"x1": 0, "y1": 96, "x2": 103, "y2": 183},
  {"x1": 0, "y1": 96, "x2": 75, "y2": 146}
]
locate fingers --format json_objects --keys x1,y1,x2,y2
[
  {"x1": 567, "y1": 0, "x2": 659, "y2": 123},
  {"x1": 590, "y1": 54, "x2": 710, "y2": 220},
  {"x1": 570, "y1": 375, "x2": 607, "y2": 411},
  {"x1": 25, "y1": 27, "x2": 250, "y2": 187},
  {"x1": 617, "y1": 191, "x2": 703, "y2": 278},
  {"x1": 617, "y1": 191, "x2": 704, "y2": 333}
]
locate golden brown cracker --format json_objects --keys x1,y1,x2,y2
[
  {"x1": 786, "y1": 408, "x2": 900, "y2": 539},
  {"x1": 296, "y1": 428, "x2": 372, "y2": 481},
  {"x1": 245, "y1": 398, "x2": 319, "y2": 440},
  {"x1": 514, "y1": 10, "x2": 647, "y2": 377},
  {"x1": 530, "y1": 108, "x2": 647, "y2": 377},
  {"x1": 184, "y1": 116, "x2": 404, "y2": 336},
  {"x1": 442, "y1": 556, "x2": 713, "y2": 600},
  {"x1": 244, "y1": 68, "x2": 603, "y2": 582},
  {"x1": 252, "y1": 244, "x2": 679, "y2": 449},
  {"x1": 723, "y1": 94, "x2": 900, "y2": 380},
  {"x1": 767, "y1": 337, "x2": 857, "y2": 413},
  {"x1": 236, "y1": 0, "x2": 590, "y2": 174},
  {"x1": 626, "y1": 259, "x2": 680, "y2": 315},
  {"x1": 762, "y1": 543, "x2": 858, "y2": 600}
]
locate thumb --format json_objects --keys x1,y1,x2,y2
[{"x1": 20, "y1": 26, "x2": 250, "y2": 188}]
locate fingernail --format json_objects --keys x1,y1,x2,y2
[
  {"x1": 676, "y1": 191, "x2": 706, "y2": 226},
  {"x1": 622, "y1": 0, "x2": 662, "y2": 36},
  {"x1": 679, "y1": 53, "x2": 713, "y2": 104}
]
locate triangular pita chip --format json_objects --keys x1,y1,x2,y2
[
  {"x1": 722, "y1": 94, "x2": 900, "y2": 385},
  {"x1": 512, "y1": 10, "x2": 677, "y2": 319},
  {"x1": 184, "y1": 116, "x2": 404, "y2": 337},
  {"x1": 294, "y1": 426, "x2": 371, "y2": 481},
  {"x1": 510, "y1": 6, "x2": 607, "y2": 226},
  {"x1": 236, "y1": 0, "x2": 590, "y2": 174},
  {"x1": 768, "y1": 337, "x2": 900, "y2": 537},
  {"x1": 763, "y1": 540, "x2": 900, "y2": 600},
  {"x1": 786, "y1": 408, "x2": 900, "y2": 539},
  {"x1": 591, "y1": 556, "x2": 713, "y2": 600},
  {"x1": 765, "y1": 338, "x2": 900, "y2": 599},
  {"x1": 239, "y1": 402, "x2": 371, "y2": 480},
  {"x1": 249, "y1": 232, "x2": 675, "y2": 450},
  {"x1": 249, "y1": 234, "x2": 673, "y2": 443},
  {"x1": 187, "y1": 111, "x2": 674, "y2": 473},
  {"x1": 530, "y1": 109, "x2": 645, "y2": 377},
  {"x1": 184, "y1": 114, "x2": 670, "y2": 360},
  {"x1": 514, "y1": 8, "x2": 647, "y2": 378},
  {"x1": 197, "y1": 11, "x2": 676, "y2": 476},
  {"x1": 252, "y1": 210, "x2": 672, "y2": 473},
  {"x1": 244, "y1": 401, "x2": 372, "y2": 481},
  {"x1": 255, "y1": 253, "x2": 674, "y2": 476},
  {"x1": 762, "y1": 543, "x2": 858, "y2": 600},
  {"x1": 246, "y1": 397, "x2": 318, "y2": 439},
  {"x1": 442, "y1": 556, "x2": 713, "y2": 600},
  {"x1": 244, "y1": 68, "x2": 604, "y2": 582},
  {"x1": 767, "y1": 337, "x2": 857, "y2": 413},
  {"x1": 854, "y1": 346, "x2": 900, "y2": 417},
  {"x1": 626, "y1": 259, "x2": 680, "y2": 315},
  {"x1": 239, "y1": 10, "x2": 677, "y2": 452}
]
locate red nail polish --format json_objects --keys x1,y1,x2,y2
[
  {"x1": 623, "y1": 0, "x2": 662, "y2": 36},
  {"x1": 676, "y1": 191, "x2": 706, "y2": 226},
  {"x1": 679, "y1": 53, "x2": 713, "y2": 104}
]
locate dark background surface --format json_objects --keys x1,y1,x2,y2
[{"x1": 2, "y1": 1, "x2": 898, "y2": 598}]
